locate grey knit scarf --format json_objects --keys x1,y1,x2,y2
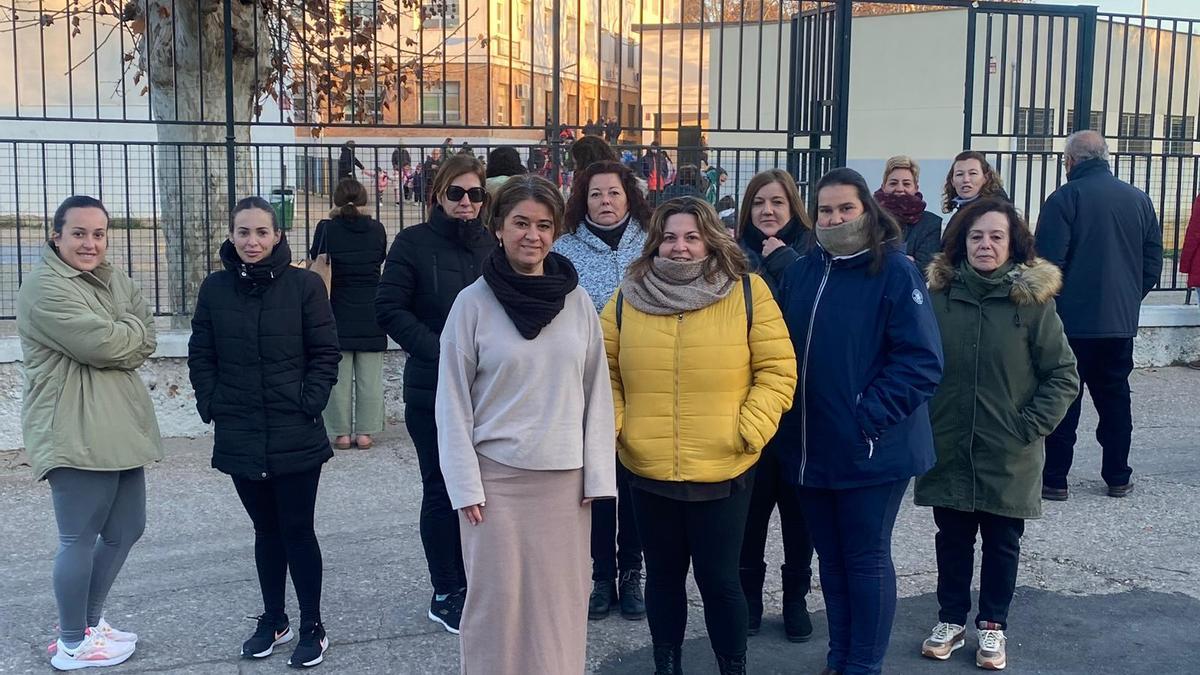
[{"x1": 621, "y1": 256, "x2": 734, "y2": 315}]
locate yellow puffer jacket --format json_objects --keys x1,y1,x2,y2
[{"x1": 601, "y1": 274, "x2": 797, "y2": 483}]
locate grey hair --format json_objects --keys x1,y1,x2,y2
[{"x1": 1064, "y1": 130, "x2": 1109, "y2": 164}]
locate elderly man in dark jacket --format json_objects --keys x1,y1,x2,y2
[{"x1": 1034, "y1": 130, "x2": 1163, "y2": 500}]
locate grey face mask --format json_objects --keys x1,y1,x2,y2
[{"x1": 815, "y1": 214, "x2": 870, "y2": 257}]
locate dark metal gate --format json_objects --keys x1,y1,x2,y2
[{"x1": 961, "y1": 1, "x2": 1199, "y2": 291}]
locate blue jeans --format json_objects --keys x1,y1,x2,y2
[{"x1": 797, "y1": 479, "x2": 909, "y2": 675}]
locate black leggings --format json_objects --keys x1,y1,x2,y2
[
  {"x1": 632, "y1": 484, "x2": 753, "y2": 657},
  {"x1": 406, "y1": 405, "x2": 467, "y2": 595},
  {"x1": 232, "y1": 467, "x2": 324, "y2": 628},
  {"x1": 591, "y1": 460, "x2": 643, "y2": 580},
  {"x1": 739, "y1": 443, "x2": 814, "y2": 588}
]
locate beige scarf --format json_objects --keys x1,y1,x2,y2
[{"x1": 621, "y1": 256, "x2": 734, "y2": 315}]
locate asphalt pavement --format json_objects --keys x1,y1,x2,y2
[{"x1": 1, "y1": 367, "x2": 1195, "y2": 674}]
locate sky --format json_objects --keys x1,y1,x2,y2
[{"x1": 1033, "y1": 0, "x2": 1199, "y2": 18}]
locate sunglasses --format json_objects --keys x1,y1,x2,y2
[{"x1": 445, "y1": 186, "x2": 486, "y2": 203}]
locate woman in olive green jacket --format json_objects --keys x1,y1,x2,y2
[
  {"x1": 17, "y1": 196, "x2": 162, "y2": 670},
  {"x1": 914, "y1": 198, "x2": 1078, "y2": 672}
]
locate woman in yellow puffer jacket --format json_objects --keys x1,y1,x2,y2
[{"x1": 601, "y1": 196, "x2": 796, "y2": 675}]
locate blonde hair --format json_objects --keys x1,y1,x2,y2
[
  {"x1": 627, "y1": 197, "x2": 748, "y2": 283},
  {"x1": 882, "y1": 155, "x2": 921, "y2": 186}
]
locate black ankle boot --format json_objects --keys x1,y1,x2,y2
[
  {"x1": 618, "y1": 569, "x2": 646, "y2": 620},
  {"x1": 588, "y1": 579, "x2": 617, "y2": 620},
  {"x1": 739, "y1": 566, "x2": 765, "y2": 635},
  {"x1": 781, "y1": 563, "x2": 814, "y2": 642},
  {"x1": 714, "y1": 650, "x2": 747, "y2": 675},
  {"x1": 652, "y1": 643, "x2": 682, "y2": 675}
]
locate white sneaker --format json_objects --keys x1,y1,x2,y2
[
  {"x1": 91, "y1": 619, "x2": 137, "y2": 644},
  {"x1": 921, "y1": 621, "x2": 966, "y2": 660},
  {"x1": 50, "y1": 634, "x2": 135, "y2": 671},
  {"x1": 47, "y1": 620, "x2": 137, "y2": 655}
]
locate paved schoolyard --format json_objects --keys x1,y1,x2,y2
[{"x1": 1, "y1": 367, "x2": 1195, "y2": 674}]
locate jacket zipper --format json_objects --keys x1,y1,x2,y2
[
  {"x1": 673, "y1": 312, "x2": 683, "y2": 480},
  {"x1": 431, "y1": 253, "x2": 440, "y2": 294},
  {"x1": 799, "y1": 257, "x2": 833, "y2": 485}
]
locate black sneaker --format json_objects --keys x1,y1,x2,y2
[
  {"x1": 287, "y1": 622, "x2": 328, "y2": 668},
  {"x1": 588, "y1": 579, "x2": 618, "y2": 620},
  {"x1": 241, "y1": 613, "x2": 293, "y2": 659},
  {"x1": 618, "y1": 570, "x2": 646, "y2": 620},
  {"x1": 428, "y1": 589, "x2": 465, "y2": 634}
]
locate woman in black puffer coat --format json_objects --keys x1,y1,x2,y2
[
  {"x1": 310, "y1": 178, "x2": 388, "y2": 451},
  {"x1": 375, "y1": 153, "x2": 495, "y2": 634},
  {"x1": 188, "y1": 197, "x2": 340, "y2": 668}
]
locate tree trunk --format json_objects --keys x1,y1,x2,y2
[{"x1": 142, "y1": 0, "x2": 270, "y2": 326}]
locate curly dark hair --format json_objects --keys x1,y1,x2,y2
[
  {"x1": 485, "y1": 146, "x2": 527, "y2": 178},
  {"x1": 568, "y1": 135, "x2": 619, "y2": 173},
  {"x1": 940, "y1": 197, "x2": 1037, "y2": 267},
  {"x1": 813, "y1": 168, "x2": 900, "y2": 275},
  {"x1": 564, "y1": 160, "x2": 652, "y2": 233},
  {"x1": 942, "y1": 151, "x2": 1005, "y2": 213}
]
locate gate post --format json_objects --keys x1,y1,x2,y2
[
  {"x1": 962, "y1": 4, "x2": 977, "y2": 151},
  {"x1": 1073, "y1": 5, "x2": 1099, "y2": 132},
  {"x1": 832, "y1": 0, "x2": 852, "y2": 168}
]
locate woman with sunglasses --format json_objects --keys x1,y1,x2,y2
[{"x1": 376, "y1": 153, "x2": 496, "y2": 635}]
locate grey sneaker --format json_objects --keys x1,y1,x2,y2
[
  {"x1": 921, "y1": 621, "x2": 966, "y2": 660},
  {"x1": 976, "y1": 621, "x2": 1007, "y2": 670}
]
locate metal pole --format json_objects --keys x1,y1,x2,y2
[
  {"x1": 223, "y1": 0, "x2": 237, "y2": 212},
  {"x1": 551, "y1": 0, "x2": 562, "y2": 185},
  {"x1": 832, "y1": 0, "x2": 853, "y2": 167},
  {"x1": 962, "y1": 4, "x2": 978, "y2": 151}
]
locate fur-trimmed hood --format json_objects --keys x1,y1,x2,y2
[{"x1": 926, "y1": 254, "x2": 1062, "y2": 305}]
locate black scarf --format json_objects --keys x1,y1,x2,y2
[
  {"x1": 482, "y1": 248, "x2": 579, "y2": 340},
  {"x1": 219, "y1": 234, "x2": 293, "y2": 296},
  {"x1": 741, "y1": 216, "x2": 803, "y2": 252}
]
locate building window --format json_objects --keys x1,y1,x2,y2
[
  {"x1": 1015, "y1": 107, "x2": 1053, "y2": 152},
  {"x1": 1118, "y1": 113, "x2": 1152, "y2": 154},
  {"x1": 496, "y1": 84, "x2": 509, "y2": 125},
  {"x1": 347, "y1": 0, "x2": 378, "y2": 20},
  {"x1": 422, "y1": 82, "x2": 461, "y2": 124},
  {"x1": 1065, "y1": 110, "x2": 1104, "y2": 135},
  {"x1": 627, "y1": 41, "x2": 637, "y2": 67},
  {"x1": 1165, "y1": 115, "x2": 1195, "y2": 155},
  {"x1": 422, "y1": 0, "x2": 459, "y2": 29},
  {"x1": 343, "y1": 91, "x2": 384, "y2": 122}
]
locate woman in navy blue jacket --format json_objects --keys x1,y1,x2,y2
[{"x1": 776, "y1": 168, "x2": 944, "y2": 675}]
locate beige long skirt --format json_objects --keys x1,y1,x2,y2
[{"x1": 458, "y1": 454, "x2": 591, "y2": 675}]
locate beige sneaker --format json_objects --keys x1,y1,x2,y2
[
  {"x1": 976, "y1": 621, "x2": 1007, "y2": 670},
  {"x1": 921, "y1": 622, "x2": 966, "y2": 660}
]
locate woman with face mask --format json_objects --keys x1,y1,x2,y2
[
  {"x1": 942, "y1": 151, "x2": 1010, "y2": 213},
  {"x1": 603, "y1": 197, "x2": 797, "y2": 675},
  {"x1": 733, "y1": 169, "x2": 817, "y2": 643},
  {"x1": 916, "y1": 199, "x2": 1077, "y2": 671},
  {"x1": 375, "y1": 154, "x2": 496, "y2": 635},
  {"x1": 188, "y1": 197, "x2": 341, "y2": 668},
  {"x1": 435, "y1": 175, "x2": 617, "y2": 674},
  {"x1": 874, "y1": 155, "x2": 944, "y2": 273},
  {"x1": 18, "y1": 195, "x2": 163, "y2": 671},
  {"x1": 775, "y1": 168, "x2": 944, "y2": 675},
  {"x1": 555, "y1": 160, "x2": 654, "y2": 621}
]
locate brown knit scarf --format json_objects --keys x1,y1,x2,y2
[{"x1": 620, "y1": 256, "x2": 734, "y2": 315}]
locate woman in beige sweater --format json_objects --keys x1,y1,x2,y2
[{"x1": 435, "y1": 175, "x2": 617, "y2": 675}]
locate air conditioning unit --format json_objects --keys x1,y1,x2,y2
[{"x1": 515, "y1": 84, "x2": 530, "y2": 99}]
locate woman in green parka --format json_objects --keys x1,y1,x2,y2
[
  {"x1": 18, "y1": 195, "x2": 163, "y2": 670},
  {"x1": 915, "y1": 198, "x2": 1078, "y2": 672}
]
